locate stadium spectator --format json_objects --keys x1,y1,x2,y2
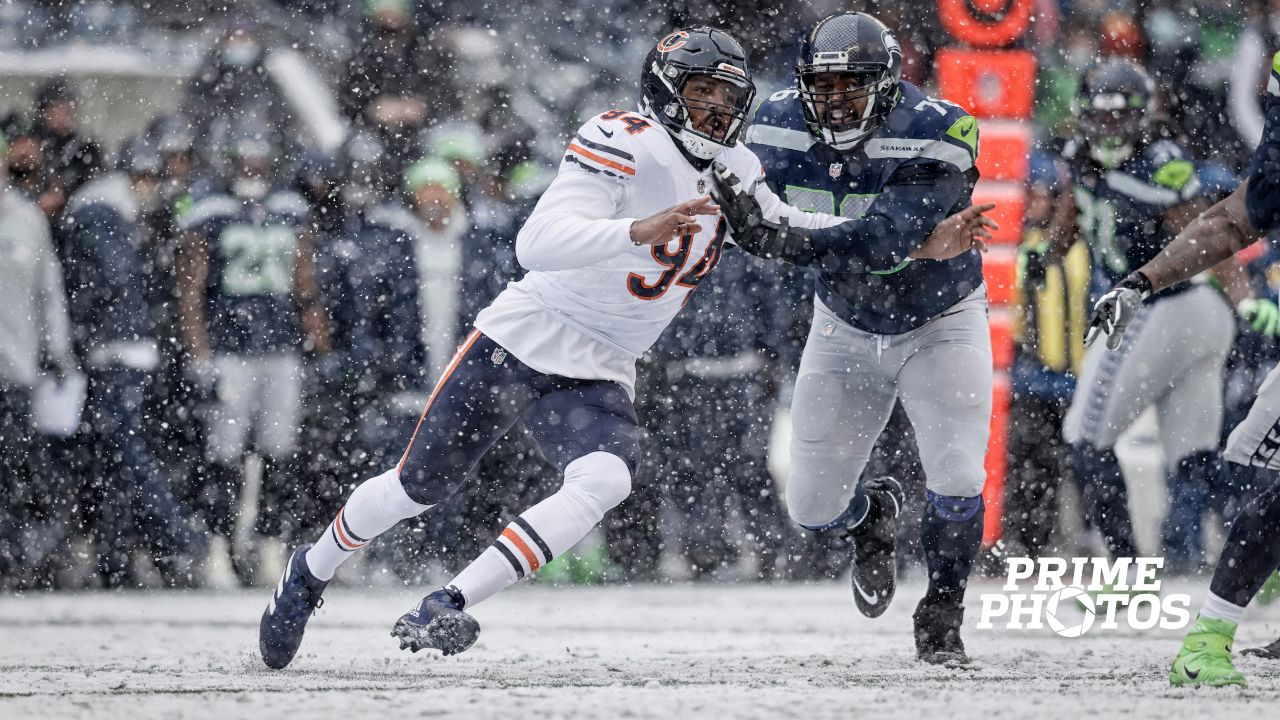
[
  {"x1": 182, "y1": 17, "x2": 296, "y2": 177},
  {"x1": 1003, "y1": 152, "x2": 1090, "y2": 560},
  {"x1": 60, "y1": 136, "x2": 203, "y2": 586},
  {"x1": 646, "y1": 249, "x2": 795, "y2": 580},
  {"x1": 340, "y1": 1, "x2": 440, "y2": 190},
  {"x1": 0, "y1": 130, "x2": 77, "y2": 584},
  {"x1": 296, "y1": 140, "x2": 425, "y2": 538},
  {"x1": 32, "y1": 78, "x2": 103, "y2": 219}
]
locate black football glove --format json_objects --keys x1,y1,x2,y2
[
  {"x1": 1085, "y1": 271, "x2": 1152, "y2": 350},
  {"x1": 711, "y1": 161, "x2": 812, "y2": 262}
]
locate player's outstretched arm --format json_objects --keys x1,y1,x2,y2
[
  {"x1": 712, "y1": 162, "x2": 992, "y2": 266},
  {"x1": 1139, "y1": 182, "x2": 1261, "y2": 293},
  {"x1": 1086, "y1": 182, "x2": 1263, "y2": 349}
]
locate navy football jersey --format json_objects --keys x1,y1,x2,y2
[
  {"x1": 1064, "y1": 137, "x2": 1202, "y2": 298},
  {"x1": 747, "y1": 80, "x2": 984, "y2": 334},
  {"x1": 178, "y1": 190, "x2": 308, "y2": 355},
  {"x1": 1246, "y1": 55, "x2": 1280, "y2": 234}
]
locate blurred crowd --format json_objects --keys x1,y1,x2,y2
[{"x1": 4, "y1": 0, "x2": 1280, "y2": 591}]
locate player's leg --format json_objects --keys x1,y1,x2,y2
[
  {"x1": 1169, "y1": 471, "x2": 1280, "y2": 688},
  {"x1": 393, "y1": 379, "x2": 640, "y2": 654},
  {"x1": 203, "y1": 353, "x2": 254, "y2": 541},
  {"x1": 1153, "y1": 287, "x2": 1234, "y2": 573},
  {"x1": 252, "y1": 352, "x2": 303, "y2": 542},
  {"x1": 260, "y1": 331, "x2": 532, "y2": 668},
  {"x1": 1063, "y1": 298, "x2": 1179, "y2": 559},
  {"x1": 1192, "y1": 362, "x2": 1280, "y2": 666},
  {"x1": 895, "y1": 289, "x2": 991, "y2": 664},
  {"x1": 788, "y1": 301, "x2": 902, "y2": 617}
]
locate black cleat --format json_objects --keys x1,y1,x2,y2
[
  {"x1": 913, "y1": 591, "x2": 969, "y2": 665},
  {"x1": 391, "y1": 586, "x2": 480, "y2": 656},
  {"x1": 1241, "y1": 635, "x2": 1280, "y2": 659},
  {"x1": 259, "y1": 544, "x2": 327, "y2": 669},
  {"x1": 847, "y1": 476, "x2": 904, "y2": 618}
]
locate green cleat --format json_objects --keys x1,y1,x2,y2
[
  {"x1": 1255, "y1": 571, "x2": 1280, "y2": 606},
  {"x1": 1169, "y1": 615, "x2": 1248, "y2": 688}
]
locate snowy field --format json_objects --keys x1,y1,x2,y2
[{"x1": 4, "y1": 579, "x2": 1280, "y2": 719}]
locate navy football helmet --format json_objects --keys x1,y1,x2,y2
[
  {"x1": 1076, "y1": 59, "x2": 1156, "y2": 168},
  {"x1": 796, "y1": 12, "x2": 904, "y2": 151},
  {"x1": 640, "y1": 27, "x2": 756, "y2": 161}
]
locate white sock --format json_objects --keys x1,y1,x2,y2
[
  {"x1": 1200, "y1": 592, "x2": 1248, "y2": 624},
  {"x1": 449, "y1": 452, "x2": 631, "y2": 608},
  {"x1": 305, "y1": 468, "x2": 433, "y2": 581}
]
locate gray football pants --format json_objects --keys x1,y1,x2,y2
[
  {"x1": 1064, "y1": 283, "x2": 1233, "y2": 467},
  {"x1": 788, "y1": 287, "x2": 993, "y2": 527},
  {"x1": 1225, "y1": 361, "x2": 1280, "y2": 469},
  {"x1": 207, "y1": 353, "x2": 302, "y2": 465}
]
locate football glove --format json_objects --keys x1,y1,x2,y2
[
  {"x1": 710, "y1": 161, "x2": 812, "y2": 262},
  {"x1": 1085, "y1": 271, "x2": 1153, "y2": 350},
  {"x1": 1238, "y1": 298, "x2": 1280, "y2": 337}
]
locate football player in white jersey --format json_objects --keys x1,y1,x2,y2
[{"x1": 259, "y1": 27, "x2": 992, "y2": 668}]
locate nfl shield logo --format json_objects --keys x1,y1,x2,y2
[
  {"x1": 828, "y1": 163, "x2": 843, "y2": 179},
  {"x1": 697, "y1": 178, "x2": 706, "y2": 194},
  {"x1": 491, "y1": 348, "x2": 507, "y2": 365},
  {"x1": 821, "y1": 322, "x2": 836, "y2": 337}
]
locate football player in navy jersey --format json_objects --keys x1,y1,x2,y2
[
  {"x1": 177, "y1": 137, "x2": 330, "y2": 583},
  {"x1": 1088, "y1": 50, "x2": 1280, "y2": 689},
  {"x1": 713, "y1": 11, "x2": 997, "y2": 663}
]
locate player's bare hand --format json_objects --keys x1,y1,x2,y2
[
  {"x1": 912, "y1": 203, "x2": 998, "y2": 261},
  {"x1": 629, "y1": 196, "x2": 720, "y2": 246}
]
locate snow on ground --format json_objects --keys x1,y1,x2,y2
[{"x1": 3, "y1": 579, "x2": 1280, "y2": 719}]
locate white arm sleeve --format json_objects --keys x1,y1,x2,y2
[
  {"x1": 515, "y1": 170, "x2": 637, "y2": 272},
  {"x1": 752, "y1": 176, "x2": 847, "y2": 230}
]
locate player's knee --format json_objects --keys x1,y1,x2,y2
[
  {"x1": 563, "y1": 451, "x2": 632, "y2": 513},
  {"x1": 397, "y1": 453, "x2": 467, "y2": 506},
  {"x1": 925, "y1": 448, "x2": 986, "y2": 498},
  {"x1": 785, "y1": 483, "x2": 846, "y2": 529}
]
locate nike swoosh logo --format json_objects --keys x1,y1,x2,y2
[
  {"x1": 1184, "y1": 664, "x2": 1201, "y2": 679},
  {"x1": 962, "y1": 126, "x2": 975, "y2": 137},
  {"x1": 597, "y1": 125, "x2": 614, "y2": 138},
  {"x1": 853, "y1": 577, "x2": 879, "y2": 605}
]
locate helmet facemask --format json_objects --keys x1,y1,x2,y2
[
  {"x1": 1080, "y1": 93, "x2": 1148, "y2": 169},
  {"x1": 797, "y1": 65, "x2": 896, "y2": 151},
  {"x1": 646, "y1": 62, "x2": 755, "y2": 160}
]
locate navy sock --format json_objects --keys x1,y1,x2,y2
[
  {"x1": 1069, "y1": 444, "x2": 1137, "y2": 558},
  {"x1": 1209, "y1": 468, "x2": 1280, "y2": 607},
  {"x1": 921, "y1": 491, "x2": 984, "y2": 596},
  {"x1": 1161, "y1": 451, "x2": 1218, "y2": 573}
]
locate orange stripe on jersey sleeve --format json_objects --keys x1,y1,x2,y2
[{"x1": 567, "y1": 143, "x2": 636, "y2": 176}]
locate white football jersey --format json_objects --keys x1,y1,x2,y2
[{"x1": 474, "y1": 109, "x2": 842, "y2": 398}]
